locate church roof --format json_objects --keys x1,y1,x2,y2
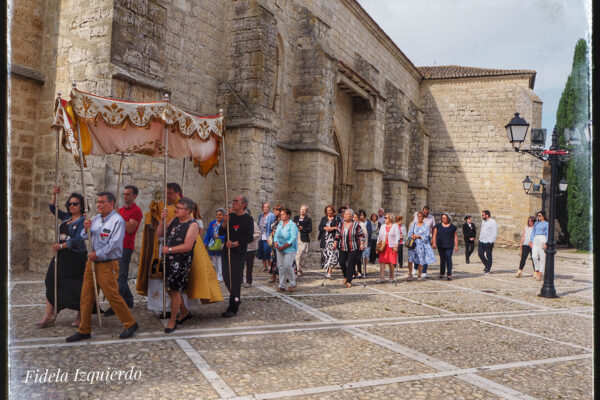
[{"x1": 417, "y1": 65, "x2": 536, "y2": 88}]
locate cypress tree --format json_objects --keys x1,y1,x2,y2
[{"x1": 554, "y1": 39, "x2": 591, "y2": 249}]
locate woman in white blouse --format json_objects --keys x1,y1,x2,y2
[
  {"x1": 515, "y1": 216, "x2": 535, "y2": 278},
  {"x1": 376, "y1": 213, "x2": 401, "y2": 283}
]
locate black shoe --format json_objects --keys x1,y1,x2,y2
[
  {"x1": 466, "y1": 259, "x2": 470, "y2": 264},
  {"x1": 158, "y1": 312, "x2": 172, "y2": 319},
  {"x1": 119, "y1": 322, "x2": 138, "y2": 339},
  {"x1": 104, "y1": 307, "x2": 115, "y2": 316},
  {"x1": 176, "y1": 312, "x2": 193, "y2": 325},
  {"x1": 66, "y1": 332, "x2": 91, "y2": 342},
  {"x1": 164, "y1": 325, "x2": 177, "y2": 334},
  {"x1": 221, "y1": 310, "x2": 236, "y2": 318}
]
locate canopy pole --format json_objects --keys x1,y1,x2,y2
[
  {"x1": 74, "y1": 82, "x2": 102, "y2": 327},
  {"x1": 162, "y1": 94, "x2": 170, "y2": 319},
  {"x1": 115, "y1": 153, "x2": 125, "y2": 209},
  {"x1": 181, "y1": 158, "x2": 186, "y2": 194},
  {"x1": 53, "y1": 110, "x2": 60, "y2": 320},
  {"x1": 219, "y1": 109, "x2": 232, "y2": 296}
]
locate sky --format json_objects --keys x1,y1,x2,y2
[{"x1": 358, "y1": 0, "x2": 591, "y2": 136}]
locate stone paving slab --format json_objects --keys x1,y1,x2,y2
[
  {"x1": 10, "y1": 340, "x2": 220, "y2": 400},
  {"x1": 398, "y1": 290, "x2": 533, "y2": 314},
  {"x1": 10, "y1": 303, "x2": 165, "y2": 341},
  {"x1": 479, "y1": 358, "x2": 593, "y2": 400},
  {"x1": 188, "y1": 329, "x2": 435, "y2": 397},
  {"x1": 486, "y1": 313, "x2": 594, "y2": 349},
  {"x1": 293, "y1": 293, "x2": 443, "y2": 320},
  {"x1": 364, "y1": 319, "x2": 589, "y2": 369},
  {"x1": 292, "y1": 376, "x2": 503, "y2": 400}
]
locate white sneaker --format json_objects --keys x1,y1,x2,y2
[{"x1": 422, "y1": 273, "x2": 428, "y2": 278}]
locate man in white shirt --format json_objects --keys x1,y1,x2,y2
[
  {"x1": 478, "y1": 210, "x2": 498, "y2": 273},
  {"x1": 410, "y1": 206, "x2": 435, "y2": 277}
]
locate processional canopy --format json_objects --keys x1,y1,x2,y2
[{"x1": 52, "y1": 87, "x2": 224, "y2": 176}]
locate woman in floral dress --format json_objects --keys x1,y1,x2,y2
[
  {"x1": 407, "y1": 211, "x2": 436, "y2": 281},
  {"x1": 158, "y1": 197, "x2": 199, "y2": 333},
  {"x1": 318, "y1": 205, "x2": 340, "y2": 279}
]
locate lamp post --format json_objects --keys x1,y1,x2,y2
[
  {"x1": 506, "y1": 114, "x2": 584, "y2": 298},
  {"x1": 522, "y1": 177, "x2": 552, "y2": 214}
]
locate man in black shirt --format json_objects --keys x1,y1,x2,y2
[
  {"x1": 293, "y1": 204, "x2": 312, "y2": 277},
  {"x1": 462, "y1": 215, "x2": 476, "y2": 264},
  {"x1": 219, "y1": 195, "x2": 254, "y2": 317}
]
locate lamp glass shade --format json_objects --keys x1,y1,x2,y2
[
  {"x1": 559, "y1": 179, "x2": 568, "y2": 192},
  {"x1": 532, "y1": 183, "x2": 541, "y2": 193},
  {"x1": 505, "y1": 113, "x2": 530, "y2": 145},
  {"x1": 522, "y1": 176, "x2": 532, "y2": 192}
]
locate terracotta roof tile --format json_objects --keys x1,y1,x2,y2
[
  {"x1": 417, "y1": 65, "x2": 537, "y2": 88},
  {"x1": 417, "y1": 65, "x2": 536, "y2": 79}
]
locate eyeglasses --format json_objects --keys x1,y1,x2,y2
[
  {"x1": 68, "y1": 202, "x2": 80, "y2": 207},
  {"x1": 175, "y1": 206, "x2": 187, "y2": 211}
]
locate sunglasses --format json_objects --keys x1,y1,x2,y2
[{"x1": 68, "y1": 202, "x2": 80, "y2": 207}]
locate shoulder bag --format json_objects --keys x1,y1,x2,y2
[{"x1": 405, "y1": 222, "x2": 416, "y2": 249}]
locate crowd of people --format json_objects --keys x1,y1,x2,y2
[{"x1": 37, "y1": 184, "x2": 549, "y2": 342}]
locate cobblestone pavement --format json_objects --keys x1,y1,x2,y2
[{"x1": 9, "y1": 248, "x2": 593, "y2": 399}]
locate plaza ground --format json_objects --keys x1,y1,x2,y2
[{"x1": 9, "y1": 247, "x2": 593, "y2": 399}]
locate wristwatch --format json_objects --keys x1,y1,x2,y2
[{"x1": 169, "y1": 247, "x2": 172, "y2": 254}]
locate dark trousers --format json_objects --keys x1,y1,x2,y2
[
  {"x1": 244, "y1": 250, "x2": 256, "y2": 284},
  {"x1": 118, "y1": 248, "x2": 134, "y2": 307},
  {"x1": 518, "y1": 245, "x2": 533, "y2": 270},
  {"x1": 222, "y1": 249, "x2": 245, "y2": 310},
  {"x1": 478, "y1": 242, "x2": 494, "y2": 271},
  {"x1": 464, "y1": 240, "x2": 475, "y2": 262},
  {"x1": 438, "y1": 248, "x2": 454, "y2": 276},
  {"x1": 369, "y1": 239, "x2": 378, "y2": 263},
  {"x1": 396, "y1": 245, "x2": 403, "y2": 268},
  {"x1": 356, "y1": 255, "x2": 362, "y2": 275},
  {"x1": 339, "y1": 250, "x2": 360, "y2": 283}
]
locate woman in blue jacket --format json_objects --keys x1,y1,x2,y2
[
  {"x1": 529, "y1": 210, "x2": 549, "y2": 281},
  {"x1": 273, "y1": 207, "x2": 299, "y2": 292},
  {"x1": 203, "y1": 208, "x2": 227, "y2": 282},
  {"x1": 36, "y1": 186, "x2": 87, "y2": 328}
]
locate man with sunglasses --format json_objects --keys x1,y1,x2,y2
[{"x1": 67, "y1": 192, "x2": 138, "y2": 342}]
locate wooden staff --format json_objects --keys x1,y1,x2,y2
[
  {"x1": 220, "y1": 109, "x2": 232, "y2": 293},
  {"x1": 115, "y1": 153, "x2": 125, "y2": 209},
  {"x1": 53, "y1": 113, "x2": 60, "y2": 320},
  {"x1": 74, "y1": 82, "x2": 102, "y2": 326},
  {"x1": 162, "y1": 94, "x2": 170, "y2": 319},
  {"x1": 181, "y1": 158, "x2": 186, "y2": 194}
]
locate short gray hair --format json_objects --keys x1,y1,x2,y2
[
  {"x1": 216, "y1": 207, "x2": 226, "y2": 214},
  {"x1": 300, "y1": 204, "x2": 309, "y2": 211},
  {"x1": 240, "y1": 195, "x2": 249, "y2": 209},
  {"x1": 344, "y1": 208, "x2": 354, "y2": 216},
  {"x1": 178, "y1": 196, "x2": 195, "y2": 211}
]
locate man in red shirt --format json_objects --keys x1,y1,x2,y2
[{"x1": 105, "y1": 185, "x2": 143, "y2": 315}]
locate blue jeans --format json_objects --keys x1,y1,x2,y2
[
  {"x1": 438, "y1": 248, "x2": 453, "y2": 276},
  {"x1": 118, "y1": 248, "x2": 134, "y2": 307}
]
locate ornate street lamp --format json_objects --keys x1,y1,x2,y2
[
  {"x1": 507, "y1": 114, "x2": 586, "y2": 298},
  {"x1": 522, "y1": 176, "x2": 532, "y2": 192},
  {"x1": 559, "y1": 179, "x2": 568, "y2": 192},
  {"x1": 505, "y1": 112, "x2": 530, "y2": 147}
]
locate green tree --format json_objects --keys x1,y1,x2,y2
[{"x1": 554, "y1": 39, "x2": 591, "y2": 249}]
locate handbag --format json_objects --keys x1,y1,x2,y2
[
  {"x1": 208, "y1": 237, "x2": 223, "y2": 251},
  {"x1": 376, "y1": 240, "x2": 386, "y2": 253},
  {"x1": 267, "y1": 231, "x2": 275, "y2": 248},
  {"x1": 405, "y1": 222, "x2": 416, "y2": 249}
]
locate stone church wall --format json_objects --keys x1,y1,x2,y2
[
  {"x1": 421, "y1": 76, "x2": 544, "y2": 245},
  {"x1": 9, "y1": 0, "x2": 543, "y2": 273}
]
